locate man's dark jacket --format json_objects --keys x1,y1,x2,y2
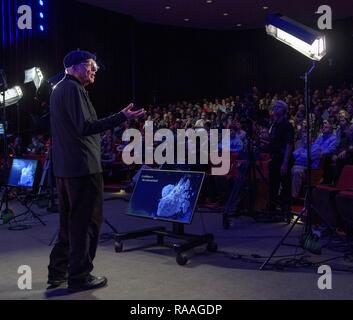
[{"x1": 50, "y1": 74, "x2": 127, "y2": 177}]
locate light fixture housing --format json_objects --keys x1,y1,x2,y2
[
  {"x1": 0, "y1": 86, "x2": 23, "y2": 107},
  {"x1": 266, "y1": 13, "x2": 326, "y2": 61},
  {"x1": 24, "y1": 67, "x2": 44, "y2": 89}
]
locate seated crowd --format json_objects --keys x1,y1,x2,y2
[
  {"x1": 8, "y1": 84, "x2": 353, "y2": 221},
  {"x1": 99, "y1": 84, "x2": 353, "y2": 192}
]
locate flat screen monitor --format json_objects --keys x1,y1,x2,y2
[
  {"x1": 8, "y1": 158, "x2": 39, "y2": 188},
  {"x1": 128, "y1": 169, "x2": 205, "y2": 224}
]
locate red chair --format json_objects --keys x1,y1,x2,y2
[
  {"x1": 312, "y1": 165, "x2": 353, "y2": 230},
  {"x1": 230, "y1": 152, "x2": 239, "y2": 163},
  {"x1": 260, "y1": 153, "x2": 271, "y2": 161},
  {"x1": 224, "y1": 153, "x2": 241, "y2": 178},
  {"x1": 335, "y1": 190, "x2": 353, "y2": 237}
]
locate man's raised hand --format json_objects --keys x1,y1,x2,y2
[{"x1": 121, "y1": 103, "x2": 146, "y2": 120}]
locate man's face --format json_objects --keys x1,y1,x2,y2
[
  {"x1": 273, "y1": 104, "x2": 284, "y2": 120},
  {"x1": 347, "y1": 104, "x2": 353, "y2": 114},
  {"x1": 339, "y1": 110, "x2": 346, "y2": 118},
  {"x1": 339, "y1": 118, "x2": 348, "y2": 128},
  {"x1": 322, "y1": 121, "x2": 332, "y2": 135},
  {"x1": 75, "y1": 59, "x2": 98, "y2": 86}
]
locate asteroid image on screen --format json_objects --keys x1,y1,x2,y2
[
  {"x1": 128, "y1": 170, "x2": 204, "y2": 224},
  {"x1": 8, "y1": 158, "x2": 39, "y2": 188}
]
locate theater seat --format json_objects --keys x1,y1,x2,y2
[
  {"x1": 260, "y1": 153, "x2": 271, "y2": 161},
  {"x1": 311, "y1": 168, "x2": 323, "y2": 185},
  {"x1": 335, "y1": 190, "x2": 353, "y2": 237},
  {"x1": 225, "y1": 153, "x2": 241, "y2": 178},
  {"x1": 312, "y1": 165, "x2": 353, "y2": 230}
]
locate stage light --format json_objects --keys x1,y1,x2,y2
[
  {"x1": 39, "y1": 12, "x2": 44, "y2": 19},
  {"x1": 0, "y1": 86, "x2": 23, "y2": 107},
  {"x1": 24, "y1": 67, "x2": 44, "y2": 90},
  {"x1": 39, "y1": 25, "x2": 44, "y2": 31},
  {"x1": 265, "y1": 13, "x2": 326, "y2": 61},
  {"x1": 260, "y1": 14, "x2": 327, "y2": 270},
  {"x1": 39, "y1": 0, "x2": 44, "y2": 6}
]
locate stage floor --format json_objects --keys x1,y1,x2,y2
[{"x1": 0, "y1": 193, "x2": 352, "y2": 300}]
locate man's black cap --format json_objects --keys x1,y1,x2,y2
[{"x1": 63, "y1": 49, "x2": 96, "y2": 68}]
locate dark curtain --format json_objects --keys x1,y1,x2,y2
[
  {"x1": 51, "y1": 0, "x2": 135, "y2": 115},
  {"x1": 1, "y1": 0, "x2": 51, "y2": 141},
  {"x1": 1, "y1": 0, "x2": 135, "y2": 144},
  {"x1": 134, "y1": 18, "x2": 353, "y2": 104}
]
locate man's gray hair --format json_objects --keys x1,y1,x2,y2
[{"x1": 274, "y1": 100, "x2": 289, "y2": 114}]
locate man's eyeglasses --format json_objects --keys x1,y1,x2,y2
[{"x1": 78, "y1": 61, "x2": 99, "y2": 72}]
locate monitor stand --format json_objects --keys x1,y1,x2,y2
[
  {"x1": 114, "y1": 221, "x2": 217, "y2": 265},
  {"x1": 5, "y1": 187, "x2": 46, "y2": 230}
]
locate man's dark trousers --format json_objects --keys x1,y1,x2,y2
[
  {"x1": 268, "y1": 156, "x2": 292, "y2": 212},
  {"x1": 48, "y1": 173, "x2": 104, "y2": 284}
]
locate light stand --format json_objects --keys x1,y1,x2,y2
[
  {"x1": 303, "y1": 62, "x2": 316, "y2": 236},
  {"x1": 260, "y1": 13, "x2": 326, "y2": 270},
  {"x1": 260, "y1": 63, "x2": 320, "y2": 270}
]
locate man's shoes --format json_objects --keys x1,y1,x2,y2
[
  {"x1": 68, "y1": 275, "x2": 108, "y2": 292},
  {"x1": 47, "y1": 277, "x2": 67, "y2": 289}
]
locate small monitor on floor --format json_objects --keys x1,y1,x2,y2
[
  {"x1": 128, "y1": 169, "x2": 205, "y2": 224},
  {"x1": 8, "y1": 158, "x2": 40, "y2": 188}
]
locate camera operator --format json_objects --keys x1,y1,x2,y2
[{"x1": 266, "y1": 100, "x2": 294, "y2": 219}]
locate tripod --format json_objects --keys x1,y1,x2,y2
[
  {"x1": 260, "y1": 62, "x2": 317, "y2": 270},
  {"x1": 38, "y1": 141, "x2": 58, "y2": 213},
  {"x1": 222, "y1": 126, "x2": 269, "y2": 229},
  {"x1": 7, "y1": 188, "x2": 46, "y2": 230}
]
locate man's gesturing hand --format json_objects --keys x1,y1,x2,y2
[{"x1": 121, "y1": 103, "x2": 146, "y2": 120}]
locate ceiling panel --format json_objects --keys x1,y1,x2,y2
[{"x1": 77, "y1": 0, "x2": 353, "y2": 30}]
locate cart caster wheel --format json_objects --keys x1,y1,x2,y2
[
  {"x1": 176, "y1": 254, "x2": 188, "y2": 266},
  {"x1": 207, "y1": 241, "x2": 218, "y2": 252},
  {"x1": 286, "y1": 212, "x2": 293, "y2": 224},
  {"x1": 114, "y1": 241, "x2": 123, "y2": 253}
]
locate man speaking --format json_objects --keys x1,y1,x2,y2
[{"x1": 47, "y1": 50, "x2": 145, "y2": 292}]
